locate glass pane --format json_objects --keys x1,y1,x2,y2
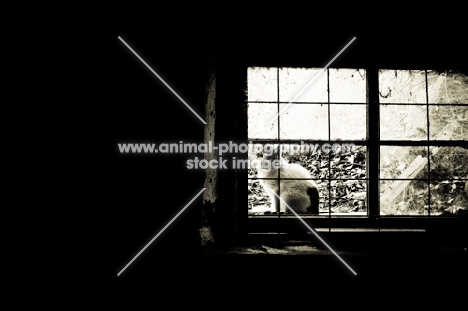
[
  {"x1": 380, "y1": 105, "x2": 427, "y2": 140},
  {"x1": 248, "y1": 142, "x2": 278, "y2": 176},
  {"x1": 430, "y1": 146, "x2": 468, "y2": 216},
  {"x1": 288, "y1": 143, "x2": 329, "y2": 180},
  {"x1": 380, "y1": 180, "x2": 429, "y2": 215},
  {"x1": 330, "y1": 145, "x2": 367, "y2": 179},
  {"x1": 329, "y1": 179, "x2": 367, "y2": 214},
  {"x1": 248, "y1": 143, "x2": 280, "y2": 215},
  {"x1": 248, "y1": 177, "x2": 273, "y2": 214},
  {"x1": 330, "y1": 104, "x2": 367, "y2": 140},
  {"x1": 430, "y1": 146, "x2": 468, "y2": 179},
  {"x1": 279, "y1": 104, "x2": 328, "y2": 140},
  {"x1": 247, "y1": 103, "x2": 278, "y2": 139},
  {"x1": 278, "y1": 67, "x2": 328, "y2": 103},
  {"x1": 247, "y1": 67, "x2": 277, "y2": 102},
  {"x1": 317, "y1": 179, "x2": 330, "y2": 214},
  {"x1": 427, "y1": 70, "x2": 468, "y2": 104},
  {"x1": 380, "y1": 146, "x2": 428, "y2": 179},
  {"x1": 429, "y1": 105, "x2": 468, "y2": 140},
  {"x1": 329, "y1": 68, "x2": 367, "y2": 103},
  {"x1": 429, "y1": 179, "x2": 468, "y2": 216},
  {"x1": 379, "y1": 70, "x2": 427, "y2": 104}
]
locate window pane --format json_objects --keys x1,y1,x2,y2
[
  {"x1": 429, "y1": 179, "x2": 468, "y2": 216},
  {"x1": 430, "y1": 146, "x2": 468, "y2": 179},
  {"x1": 317, "y1": 180, "x2": 330, "y2": 213},
  {"x1": 329, "y1": 68, "x2": 367, "y2": 103},
  {"x1": 248, "y1": 143, "x2": 279, "y2": 215},
  {"x1": 247, "y1": 67, "x2": 277, "y2": 102},
  {"x1": 430, "y1": 146, "x2": 468, "y2": 215},
  {"x1": 278, "y1": 67, "x2": 327, "y2": 103},
  {"x1": 279, "y1": 104, "x2": 328, "y2": 140},
  {"x1": 329, "y1": 179, "x2": 367, "y2": 214},
  {"x1": 429, "y1": 105, "x2": 468, "y2": 140},
  {"x1": 380, "y1": 180, "x2": 429, "y2": 215},
  {"x1": 427, "y1": 70, "x2": 468, "y2": 104},
  {"x1": 330, "y1": 104, "x2": 367, "y2": 140},
  {"x1": 379, "y1": 70, "x2": 427, "y2": 104},
  {"x1": 380, "y1": 146, "x2": 428, "y2": 179},
  {"x1": 329, "y1": 145, "x2": 367, "y2": 179},
  {"x1": 307, "y1": 179, "x2": 369, "y2": 215},
  {"x1": 248, "y1": 177, "x2": 273, "y2": 214},
  {"x1": 247, "y1": 103, "x2": 278, "y2": 139},
  {"x1": 380, "y1": 105, "x2": 427, "y2": 140}
]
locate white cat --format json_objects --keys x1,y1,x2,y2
[{"x1": 254, "y1": 149, "x2": 320, "y2": 214}]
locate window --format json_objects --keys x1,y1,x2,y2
[
  {"x1": 378, "y1": 69, "x2": 468, "y2": 216},
  {"x1": 246, "y1": 66, "x2": 468, "y2": 232}
]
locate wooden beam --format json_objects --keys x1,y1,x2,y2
[{"x1": 200, "y1": 46, "x2": 217, "y2": 247}]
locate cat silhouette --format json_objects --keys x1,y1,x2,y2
[{"x1": 254, "y1": 148, "x2": 319, "y2": 214}]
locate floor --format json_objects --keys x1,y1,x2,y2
[
  {"x1": 101, "y1": 228, "x2": 468, "y2": 307},
  {"x1": 115, "y1": 230, "x2": 467, "y2": 287}
]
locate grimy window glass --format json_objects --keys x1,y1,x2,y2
[
  {"x1": 378, "y1": 70, "x2": 468, "y2": 216},
  {"x1": 247, "y1": 67, "x2": 468, "y2": 218}
]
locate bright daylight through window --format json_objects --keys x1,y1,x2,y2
[{"x1": 247, "y1": 67, "x2": 468, "y2": 217}]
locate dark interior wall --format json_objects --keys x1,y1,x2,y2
[
  {"x1": 240, "y1": 31, "x2": 466, "y2": 70},
  {"x1": 209, "y1": 48, "x2": 243, "y2": 244}
]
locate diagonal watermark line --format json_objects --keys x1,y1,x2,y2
[
  {"x1": 118, "y1": 36, "x2": 207, "y2": 125},
  {"x1": 117, "y1": 187, "x2": 206, "y2": 276},
  {"x1": 270, "y1": 191, "x2": 357, "y2": 276},
  {"x1": 268, "y1": 37, "x2": 356, "y2": 125}
]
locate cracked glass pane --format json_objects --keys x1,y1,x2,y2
[
  {"x1": 380, "y1": 105, "x2": 427, "y2": 140},
  {"x1": 379, "y1": 70, "x2": 427, "y2": 104},
  {"x1": 430, "y1": 146, "x2": 468, "y2": 179},
  {"x1": 380, "y1": 180, "x2": 429, "y2": 215},
  {"x1": 380, "y1": 146, "x2": 428, "y2": 179},
  {"x1": 427, "y1": 70, "x2": 468, "y2": 104},
  {"x1": 429, "y1": 105, "x2": 468, "y2": 140},
  {"x1": 429, "y1": 146, "x2": 468, "y2": 215}
]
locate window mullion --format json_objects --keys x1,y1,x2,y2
[{"x1": 367, "y1": 67, "x2": 380, "y2": 219}]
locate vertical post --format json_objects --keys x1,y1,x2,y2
[{"x1": 200, "y1": 45, "x2": 217, "y2": 247}]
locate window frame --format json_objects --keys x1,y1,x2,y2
[{"x1": 237, "y1": 64, "x2": 467, "y2": 234}]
